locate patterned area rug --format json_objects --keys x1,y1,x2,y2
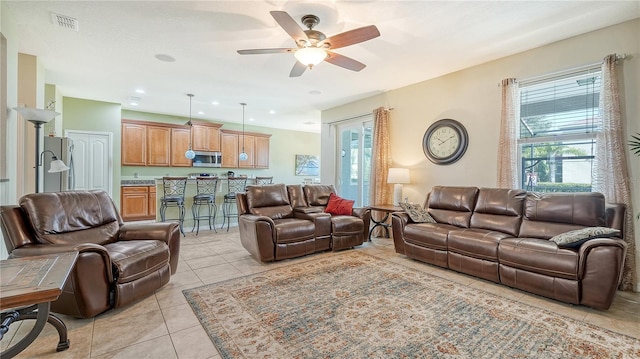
[{"x1": 183, "y1": 251, "x2": 640, "y2": 358}]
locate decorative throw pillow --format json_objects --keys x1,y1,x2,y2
[
  {"x1": 324, "y1": 193, "x2": 354, "y2": 216},
  {"x1": 399, "y1": 202, "x2": 437, "y2": 223},
  {"x1": 550, "y1": 227, "x2": 621, "y2": 248}
]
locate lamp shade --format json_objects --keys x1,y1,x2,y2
[
  {"x1": 13, "y1": 106, "x2": 60, "y2": 124},
  {"x1": 294, "y1": 47, "x2": 327, "y2": 67},
  {"x1": 387, "y1": 168, "x2": 410, "y2": 184},
  {"x1": 48, "y1": 158, "x2": 70, "y2": 173}
]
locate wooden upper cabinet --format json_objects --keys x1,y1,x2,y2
[
  {"x1": 122, "y1": 123, "x2": 146, "y2": 166},
  {"x1": 221, "y1": 131, "x2": 239, "y2": 168},
  {"x1": 238, "y1": 135, "x2": 255, "y2": 168},
  {"x1": 254, "y1": 135, "x2": 270, "y2": 169},
  {"x1": 191, "y1": 122, "x2": 222, "y2": 152},
  {"x1": 171, "y1": 127, "x2": 192, "y2": 167},
  {"x1": 146, "y1": 126, "x2": 171, "y2": 166}
]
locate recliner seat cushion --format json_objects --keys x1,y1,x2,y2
[
  {"x1": 105, "y1": 240, "x2": 170, "y2": 283},
  {"x1": 498, "y1": 238, "x2": 579, "y2": 280},
  {"x1": 448, "y1": 228, "x2": 512, "y2": 261},
  {"x1": 273, "y1": 218, "x2": 316, "y2": 244},
  {"x1": 330, "y1": 215, "x2": 363, "y2": 235},
  {"x1": 404, "y1": 223, "x2": 459, "y2": 250}
]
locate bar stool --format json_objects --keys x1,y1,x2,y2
[
  {"x1": 191, "y1": 176, "x2": 219, "y2": 235},
  {"x1": 255, "y1": 176, "x2": 273, "y2": 185},
  {"x1": 160, "y1": 177, "x2": 187, "y2": 236},
  {"x1": 221, "y1": 176, "x2": 247, "y2": 231}
]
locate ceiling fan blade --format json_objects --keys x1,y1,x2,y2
[
  {"x1": 325, "y1": 52, "x2": 366, "y2": 72},
  {"x1": 289, "y1": 61, "x2": 307, "y2": 77},
  {"x1": 325, "y1": 25, "x2": 380, "y2": 50},
  {"x1": 237, "y1": 48, "x2": 295, "y2": 55},
  {"x1": 270, "y1": 11, "x2": 309, "y2": 45}
]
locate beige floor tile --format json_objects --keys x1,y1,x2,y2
[
  {"x1": 9, "y1": 318, "x2": 93, "y2": 359},
  {"x1": 91, "y1": 309, "x2": 169, "y2": 356},
  {"x1": 97, "y1": 294, "x2": 160, "y2": 320},
  {"x1": 194, "y1": 262, "x2": 244, "y2": 284},
  {"x1": 219, "y1": 249, "x2": 254, "y2": 263},
  {"x1": 185, "y1": 254, "x2": 228, "y2": 270},
  {"x1": 167, "y1": 268, "x2": 204, "y2": 288},
  {"x1": 230, "y1": 257, "x2": 274, "y2": 275},
  {"x1": 92, "y1": 334, "x2": 178, "y2": 359},
  {"x1": 161, "y1": 303, "x2": 201, "y2": 334},
  {"x1": 179, "y1": 243, "x2": 218, "y2": 260},
  {"x1": 170, "y1": 324, "x2": 219, "y2": 359},
  {"x1": 155, "y1": 282, "x2": 204, "y2": 309}
]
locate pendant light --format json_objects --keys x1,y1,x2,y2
[
  {"x1": 239, "y1": 102, "x2": 248, "y2": 161},
  {"x1": 184, "y1": 94, "x2": 196, "y2": 160}
]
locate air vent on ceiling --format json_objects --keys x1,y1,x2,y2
[{"x1": 51, "y1": 13, "x2": 79, "y2": 31}]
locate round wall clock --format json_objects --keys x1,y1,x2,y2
[{"x1": 422, "y1": 119, "x2": 469, "y2": 165}]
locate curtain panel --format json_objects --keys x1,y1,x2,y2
[
  {"x1": 497, "y1": 78, "x2": 519, "y2": 189},
  {"x1": 369, "y1": 107, "x2": 392, "y2": 237},
  {"x1": 594, "y1": 54, "x2": 637, "y2": 291}
]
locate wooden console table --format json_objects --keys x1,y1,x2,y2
[
  {"x1": 0, "y1": 251, "x2": 78, "y2": 358},
  {"x1": 368, "y1": 204, "x2": 402, "y2": 240}
]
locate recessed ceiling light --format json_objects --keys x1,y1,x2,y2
[
  {"x1": 197, "y1": 111, "x2": 204, "y2": 115},
  {"x1": 249, "y1": 118, "x2": 255, "y2": 122},
  {"x1": 155, "y1": 54, "x2": 175, "y2": 62},
  {"x1": 130, "y1": 102, "x2": 139, "y2": 106},
  {"x1": 269, "y1": 110, "x2": 276, "y2": 114},
  {"x1": 135, "y1": 89, "x2": 145, "y2": 94},
  {"x1": 211, "y1": 101, "x2": 219, "y2": 106},
  {"x1": 309, "y1": 90, "x2": 321, "y2": 95}
]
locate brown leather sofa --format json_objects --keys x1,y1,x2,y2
[
  {"x1": 391, "y1": 186, "x2": 627, "y2": 310},
  {"x1": 0, "y1": 190, "x2": 181, "y2": 318},
  {"x1": 237, "y1": 184, "x2": 370, "y2": 262}
]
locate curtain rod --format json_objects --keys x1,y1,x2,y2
[
  {"x1": 498, "y1": 53, "x2": 626, "y2": 87},
  {"x1": 325, "y1": 107, "x2": 394, "y2": 125}
]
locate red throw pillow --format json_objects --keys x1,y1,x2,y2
[{"x1": 324, "y1": 193, "x2": 354, "y2": 216}]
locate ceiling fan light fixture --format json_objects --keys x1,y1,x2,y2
[{"x1": 294, "y1": 47, "x2": 327, "y2": 68}]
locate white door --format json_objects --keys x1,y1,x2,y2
[{"x1": 65, "y1": 130, "x2": 113, "y2": 196}]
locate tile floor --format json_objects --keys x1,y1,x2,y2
[{"x1": 2, "y1": 227, "x2": 639, "y2": 358}]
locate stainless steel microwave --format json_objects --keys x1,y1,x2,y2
[{"x1": 192, "y1": 151, "x2": 222, "y2": 168}]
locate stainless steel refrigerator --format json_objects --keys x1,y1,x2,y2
[{"x1": 43, "y1": 136, "x2": 75, "y2": 192}]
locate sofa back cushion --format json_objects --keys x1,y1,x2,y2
[
  {"x1": 286, "y1": 184, "x2": 308, "y2": 208},
  {"x1": 303, "y1": 184, "x2": 336, "y2": 207},
  {"x1": 19, "y1": 190, "x2": 122, "y2": 245},
  {"x1": 470, "y1": 188, "x2": 526, "y2": 236},
  {"x1": 245, "y1": 184, "x2": 294, "y2": 219},
  {"x1": 427, "y1": 186, "x2": 478, "y2": 228},
  {"x1": 519, "y1": 192, "x2": 607, "y2": 239}
]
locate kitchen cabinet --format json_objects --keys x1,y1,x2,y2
[
  {"x1": 121, "y1": 186, "x2": 156, "y2": 221},
  {"x1": 191, "y1": 121, "x2": 222, "y2": 152},
  {"x1": 221, "y1": 131, "x2": 239, "y2": 168},
  {"x1": 171, "y1": 127, "x2": 192, "y2": 167},
  {"x1": 254, "y1": 135, "x2": 270, "y2": 169},
  {"x1": 122, "y1": 123, "x2": 146, "y2": 166},
  {"x1": 146, "y1": 125, "x2": 171, "y2": 166},
  {"x1": 221, "y1": 129, "x2": 271, "y2": 169}
]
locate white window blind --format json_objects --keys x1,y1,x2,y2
[{"x1": 519, "y1": 66, "x2": 601, "y2": 140}]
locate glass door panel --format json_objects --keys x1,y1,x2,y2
[{"x1": 337, "y1": 119, "x2": 372, "y2": 207}]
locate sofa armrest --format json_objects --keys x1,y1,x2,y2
[
  {"x1": 238, "y1": 214, "x2": 278, "y2": 262},
  {"x1": 119, "y1": 222, "x2": 181, "y2": 274},
  {"x1": 294, "y1": 207, "x2": 323, "y2": 214},
  {"x1": 577, "y1": 237, "x2": 627, "y2": 310},
  {"x1": 391, "y1": 212, "x2": 410, "y2": 254}
]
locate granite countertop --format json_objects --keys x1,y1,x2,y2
[{"x1": 121, "y1": 180, "x2": 156, "y2": 186}]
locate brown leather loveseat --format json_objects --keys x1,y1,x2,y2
[
  {"x1": 391, "y1": 186, "x2": 627, "y2": 310},
  {"x1": 0, "y1": 190, "x2": 181, "y2": 318},
  {"x1": 237, "y1": 184, "x2": 370, "y2": 262}
]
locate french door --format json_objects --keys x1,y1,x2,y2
[{"x1": 336, "y1": 118, "x2": 373, "y2": 207}]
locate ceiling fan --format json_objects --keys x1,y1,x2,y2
[{"x1": 237, "y1": 11, "x2": 380, "y2": 77}]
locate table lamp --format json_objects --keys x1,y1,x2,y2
[{"x1": 387, "y1": 168, "x2": 410, "y2": 206}]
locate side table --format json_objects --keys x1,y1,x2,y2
[
  {"x1": 368, "y1": 204, "x2": 402, "y2": 240},
  {"x1": 0, "y1": 251, "x2": 78, "y2": 358}
]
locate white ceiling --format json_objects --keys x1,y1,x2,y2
[{"x1": 5, "y1": 1, "x2": 639, "y2": 133}]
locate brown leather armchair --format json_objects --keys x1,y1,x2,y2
[{"x1": 0, "y1": 190, "x2": 180, "y2": 318}]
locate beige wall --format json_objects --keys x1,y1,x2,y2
[{"x1": 321, "y1": 19, "x2": 640, "y2": 290}]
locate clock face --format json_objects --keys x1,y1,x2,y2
[{"x1": 422, "y1": 119, "x2": 468, "y2": 165}]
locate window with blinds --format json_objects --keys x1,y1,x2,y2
[{"x1": 518, "y1": 66, "x2": 601, "y2": 193}]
